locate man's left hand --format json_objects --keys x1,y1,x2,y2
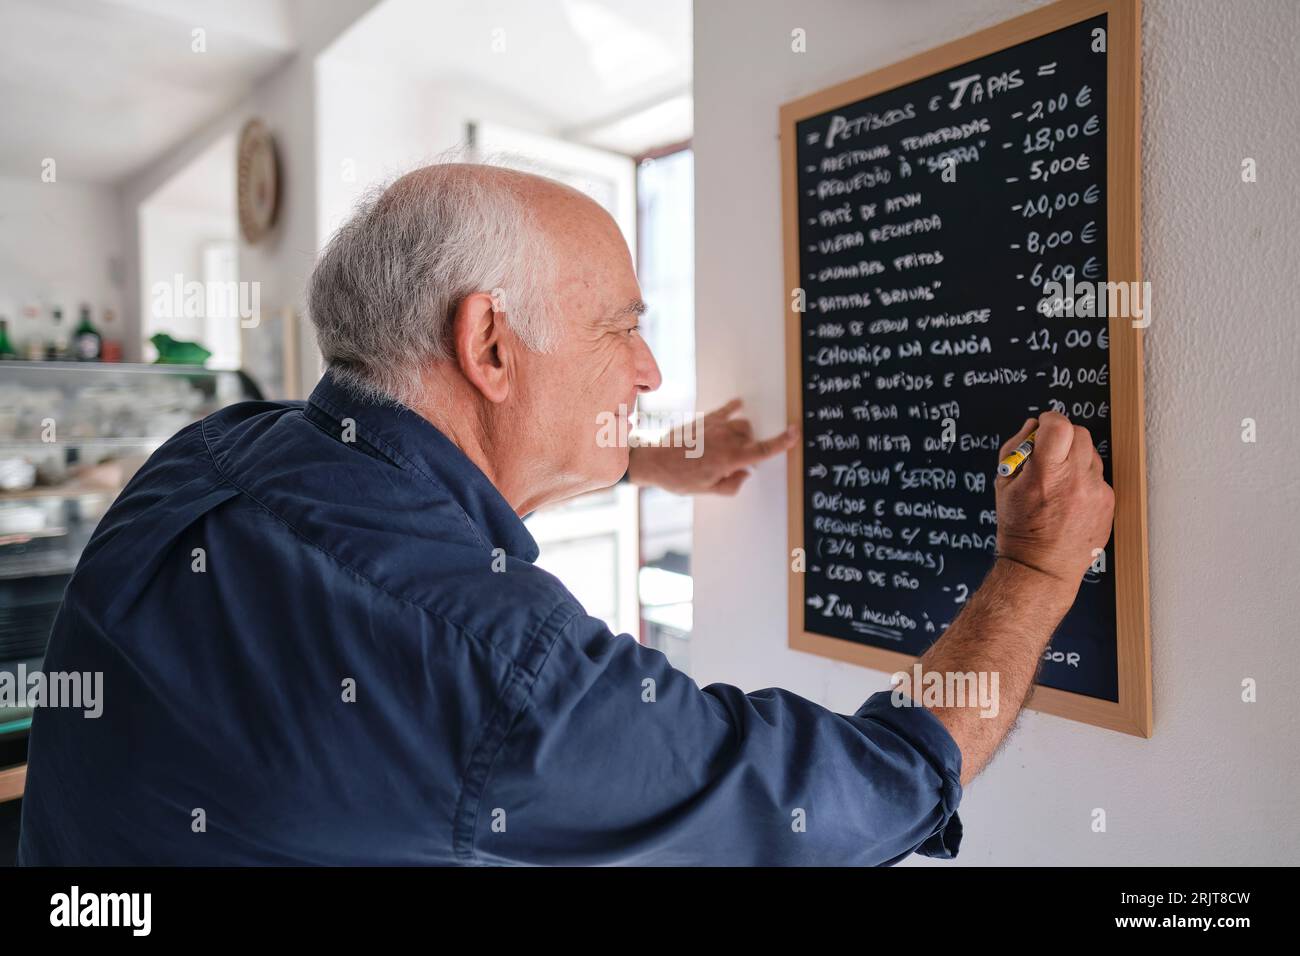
[{"x1": 626, "y1": 399, "x2": 798, "y2": 496}]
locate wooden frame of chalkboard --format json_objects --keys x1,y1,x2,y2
[{"x1": 782, "y1": 0, "x2": 1151, "y2": 736}]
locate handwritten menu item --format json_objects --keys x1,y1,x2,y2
[{"x1": 782, "y1": 0, "x2": 1151, "y2": 736}]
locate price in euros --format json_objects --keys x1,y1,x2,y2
[
  {"x1": 1020, "y1": 184, "x2": 1101, "y2": 220},
  {"x1": 1028, "y1": 151, "x2": 1091, "y2": 184},
  {"x1": 1025, "y1": 84, "x2": 1093, "y2": 122},
  {"x1": 1024, "y1": 221, "x2": 1097, "y2": 256},
  {"x1": 1022, "y1": 113, "x2": 1100, "y2": 154},
  {"x1": 1025, "y1": 326, "x2": 1108, "y2": 354},
  {"x1": 1049, "y1": 363, "x2": 1110, "y2": 388},
  {"x1": 1046, "y1": 398, "x2": 1109, "y2": 419},
  {"x1": 1027, "y1": 256, "x2": 1101, "y2": 290}
]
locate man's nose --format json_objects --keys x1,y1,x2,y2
[{"x1": 635, "y1": 335, "x2": 663, "y2": 394}]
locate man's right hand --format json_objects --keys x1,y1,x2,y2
[
  {"x1": 920, "y1": 412, "x2": 1117, "y2": 785},
  {"x1": 993, "y1": 411, "x2": 1116, "y2": 587}
]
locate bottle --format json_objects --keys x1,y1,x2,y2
[
  {"x1": 100, "y1": 308, "x2": 122, "y2": 363},
  {"x1": 45, "y1": 307, "x2": 69, "y2": 361},
  {"x1": 73, "y1": 304, "x2": 102, "y2": 361},
  {"x1": 21, "y1": 304, "x2": 43, "y2": 361},
  {"x1": 0, "y1": 319, "x2": 16, "y2": 359}
]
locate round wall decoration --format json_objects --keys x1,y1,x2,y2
[{"x1": 237, "y1": 119, "x2": 280, "y2": 244}]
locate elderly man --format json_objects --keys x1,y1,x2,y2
[{"x1": 19, "y1": 164, "x2": 1113, "y2": 866}]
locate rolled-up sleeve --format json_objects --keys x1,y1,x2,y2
[{"x1": 469, "y1": 610, "x2": 963, "y2": 866}]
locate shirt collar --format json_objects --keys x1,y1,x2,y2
[{"x1": 304, "y1": 370, "x2": 539, "y2": 563}]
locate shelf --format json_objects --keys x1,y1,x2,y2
[
  {"x1": 0, "y1": 475, "x2": 122, "y2": 502},
  {"x1": 0, "y1": 555, "x2": 79, "y2": 581},
  {"x1": 0, "y1": 438, "x2": 166, "y2": 450},
  {"x1": 0, "y1": 361, "x2": 260, "y2": 593},
  {"x1": 0, "y1": 528, "x2": 68, "y2": 548},
  {"x1": 0, "y1": 359, "x2": 210, "y2": 375},
  {"x1": 0, "y1": 764, "x2": 25, "y2": 803},
  {"x1": 0, "y1": 525, "x2": 92, "y2": 580}
]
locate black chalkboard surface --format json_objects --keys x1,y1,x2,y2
[{"x1": 781, "y1": 0, "x2": 1151, "y2": 734}]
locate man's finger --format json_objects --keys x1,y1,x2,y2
[
  {"x1": 729, "y1": 425, "x2": 799, "y2": 469},
  {"x1": 728, "y1": 418, "x2": 755, "y2": 441},
  {"x1": 1033, "y1": 411, "x2": 1075, "y2": 466},
  {"x1": 998, "y1": 417, "x2": 1038, "y2": 461},
  {"x1": 1069, "y1": 424, "x2": 1096, "y2": 470},
  {"x1": 710, "y1": 470, "x2": 750, "y2": 496},
  {"x1": 704, "y1": 398, "x2": 743, "y2": 422}
]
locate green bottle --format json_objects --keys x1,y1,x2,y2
[
  {"x1": 74, "y1": 304, "x2": 102, "y2": 361},
  {"x1": 0, "y1": 319, "x2": 17, "y2": 359}
]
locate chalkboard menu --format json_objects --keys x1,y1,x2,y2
[{"x1": 781, "y1": 0, "x2": 1151, "y2": 735}]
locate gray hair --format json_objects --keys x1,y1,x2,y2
[{"x1": 307, "y1": 162, "x2": 559, "y2": 407}]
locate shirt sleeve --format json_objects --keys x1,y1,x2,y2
[{"x1": 470, "y1": 609, "x2": 963, "y2": 866}]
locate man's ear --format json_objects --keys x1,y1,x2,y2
[{"x1": 451, "y1": 291, "x2": 512, "y2": 403}]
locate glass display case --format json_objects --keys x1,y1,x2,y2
[{"x1": 0, "y1": 361, "x2": 261, "y2": 793}]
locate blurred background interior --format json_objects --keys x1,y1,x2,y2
[{"x1": 0, "y1": 0, "x2": 698, "y2": 858}]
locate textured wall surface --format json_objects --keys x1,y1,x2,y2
[{"x1": 691, "y1": 0, "x2": 1299, "y2": 864}]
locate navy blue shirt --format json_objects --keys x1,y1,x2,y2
[{"x1": 19, "y1": 372, "x2": 962, "y2": 865}]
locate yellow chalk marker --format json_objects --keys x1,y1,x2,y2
[{"x1": 997, "y1": 429, "x2": 1037, "y2": 477}]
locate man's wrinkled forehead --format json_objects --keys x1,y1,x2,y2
[
  {"x1": 534, "y1": 189, "x2": 638, "y2": 320},
  {"x1": 539, "y1": 193, "x2": 629, "y2": 264}
]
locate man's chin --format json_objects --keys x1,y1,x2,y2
[
  {"x1": 550, "y1": 454, "x2": 628, "y2": 508},
  {"x1": 606, "y1": 447, "x2": 631, "y2": 486},
  {"x1": 590, "y1": 446, "x2": 630, "y2": 491}
]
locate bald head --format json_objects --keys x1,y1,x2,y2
[
  {"x1": 307, "y1": 161, "x2": 624, "y2": 408},
  {"x1": 429, "y1": 163, "x2": 635, "y2": 314},
  {"x1": 385, "y1": 162, "x2": 587, "y2": 221}
]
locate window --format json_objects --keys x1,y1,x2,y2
[{"x1": 635, "y1": 146, "x2": 695, "y2": 672}]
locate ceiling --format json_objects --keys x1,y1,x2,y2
[
  {"x1": 143, "y1": 132, "x2": 235, "y2": 214},
  {"x1": 326, "y1": 0, "x2": 693, "y2": 155},
  {"x1": 0, "y1": 0, "x2": 296, "y2": 184},
  {"x1": 0, "y1": 0, "x2": 692, "y2": 185}
]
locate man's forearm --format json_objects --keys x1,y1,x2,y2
[{"x1": 906, "y1": 558, "x2": 1079, "y2": 785}]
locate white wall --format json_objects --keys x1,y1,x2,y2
[
  {"x1": 138, "y1": 205, "x2": 234, "y2": 346},
  {"x1": 0, "y1": 175, "x2": 125, "y2": 353},
  {"x1": 315, "y1": 58, "x2": 555, "y2": 247},
  {"x1": 120, "y1": 106, "x2": 248, "y2": 365},
  {"x1": 691, "y1": 0, "x2": 1300, "y2": 865},
  {"x1": 135, "y1": 132, "x2": 238, "y2": 364},
  {"x1": 119, "y1": 0, "x2": 381, "y2": 384}
]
